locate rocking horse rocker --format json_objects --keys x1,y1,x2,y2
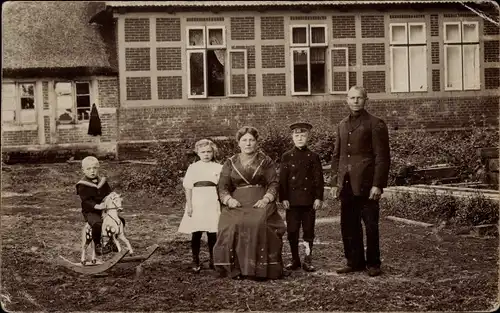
[{"x1": 57, "y1": 192, "x2": 158, "y2": 275}]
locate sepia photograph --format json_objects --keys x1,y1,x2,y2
[{"x1": 1, "y1": 0, "x2": 499, "y2": 311}]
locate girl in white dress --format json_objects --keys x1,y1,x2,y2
[{"x1": 178, "y1": 139, "x2": 223, "y2": 272}]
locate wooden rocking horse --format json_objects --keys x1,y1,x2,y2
[{"x1": 57, "y1": 192, "x2": 158, "y2": 275}]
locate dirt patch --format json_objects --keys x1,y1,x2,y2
[{"x1": 1, "y1": 163, "x2": 498, "y2": 311}]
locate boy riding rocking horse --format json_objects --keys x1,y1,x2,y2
[{"x1": 77, "y1": 156, "x2": 130, "y2": 265}]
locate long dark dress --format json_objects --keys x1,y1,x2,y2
[{"x1": 213, "y1": 151, "x2": 286, "y2": 279}]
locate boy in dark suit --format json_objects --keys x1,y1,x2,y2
[{"x1": 279, "y1": 122, "x2": 324, "y2": 272}]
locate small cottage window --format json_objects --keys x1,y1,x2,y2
[
  {"x1": 1, "y1": 82, "x2": 36, "y2": 124},
  {"x1": 186, "y1": 26, "x2": 240, "y2": 99},
  {"x1": 444, "y1": 21, "x2": 480, "y2": 90},
  {"x1": 55, "y1": 81, "x2": 92, "y2": 124},
  {"x1": 390, "y1": 23, "x2": 428, "y2": 93},
  {"x1": 290, "y1": 24, "x2": 328, "y2": 95}
]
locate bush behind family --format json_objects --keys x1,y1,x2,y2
[{"x1": 119, "y1": 116, "x2": 498, "y2": 207}]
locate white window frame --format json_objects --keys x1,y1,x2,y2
[
  {"x1": 390, "y1": 23, "x2": 408, "y2": 45},
  {"x1": 328, "y1": 47, "x2": 349, "y2": 94},
  {"x1": 1, "y1": 82, "x2": 37, "y2": 125},
  {"x1": 227, "y1": 49, "x2": 248, "y2": 97},
  {"x1": 206, "y1": 26, "x2": 226, "y2": 49},
  {"x1": 186, "y1": 26, "x2": 206, "y2": 49},
  {"x1": 443, "y1": 21, "x2": 480, "y2": 91},
  {"x1": 389, "y1": 22, "x2": 428, "y2": 93},
  {"x1": 290, "y1": 47, "x2": 311, "y2": 95},
  {"x1": 290, "y1": 25, "x2": 309, "y2": 47},
  {"x1": 309, "y1": 24, "x2": 328, "y2": 47},
  {"x1": 186, "y1": 49, "x2": 207, "y2": 99},
  {"x1": 443, "y1": 22, "x2": 461, "y2": 44},
  {"x1": 55, "y1": 81, "x2": 93, "y2": 124}
]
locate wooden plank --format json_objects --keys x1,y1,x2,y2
[
  {"x1": 57, "y1": 249, "x2": 128, "y2": 275},
  {"x1": 386, "y1": 216, "x2": 434, "y2": 227},
  {"x1": 120, "y1": 244, "x2": 159, "y2": 263},
  {"x1": 477, "y1": 147, "x2": 499, "y2": 159}
]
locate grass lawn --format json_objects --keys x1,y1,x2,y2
[{"x1": 1, "y1": 162, "x2": 498, "y2": 311}]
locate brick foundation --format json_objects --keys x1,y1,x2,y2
[
  {"x1": 2, "y1": 129, "x2": 39, "y2": 146},
  {"x1": 118, "y1": 96, "x2": 500, "y2": 142}
]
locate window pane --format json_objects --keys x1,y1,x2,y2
[
  {"x1": 292, "y1": 27, "x2": 307, "y2": 45},
  {"x1": 2, "y1": 111, "x2": 15, "y2": 122},
  {"x1": 188, "y1": 29, "x2": 204, "y2": 47},
  {"x1": 189, "y1": 52, "x2": 205, "y2": 96},
  {"x1": 445, "y1": 24, "x2": 460, "y2": 42},
  {"x1": 20, "y1": 83, "x2": 34, "y2": 97},
  {"x1": 207, "y1": 50, "x2": 225, "y2": 97},
  {"x1": 463, "y1": 44, "x2": 480, "y2": 90},
  {"x1": 311, "y1": 26, "x2": 326, "y2": 44},
  {"x1": 311, "y1": 48, "x2": 325, "y2": 93},
  {"x1": 409, "y1": 46, "x2": 427, "y2": 91},
  {"x1": 391, "y1": 24, "x2": 407, "y2": 44},
  {"x1": 208, "y1": 28, "x2": 224, "y2": 46},
  {"x1": 76, "y1": 82, "x2": 90, "y2": 95},
  {"x1": 409, "y1": 24, "x2": 425, "y2": 44},
  {"x1": 391, "y1": 47, "x2": 409, "y2": 92},
  {"x1": 445, "y1": 45, "x2": 462, "y2": 89},
  {"x1": 56, "y1": 91, "x2": 74, "y2": 123},
  {"x1": 462, "y1": 23, "x2": 478, "y2": 42},
  {"x1": 55, "y1": 82, "x2": 72, "y2": 95},
  {"x1": 292, "y1": 49, "x2": 309, "y2": 93},
  {"x1": 76, "y1": 95, "x2": 90, "y2": 108},
  {"x1": 21, "y1": 97, "x2": 35, "y2": 110},
  {"x1": 77, "y1": 108, "x2": 90, "y2": 121},
  {"x1": 2, "y1": 83, "x2": 16, "y2": 111},
  {"x1": 20, "y1": 109, "x2": 36, "y2": 123}
]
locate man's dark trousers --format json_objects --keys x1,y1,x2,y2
[
  {"x1": 286, "y1": 206, "x2": 316, "y2": 261},
  {"x1": 339, "y1": 176, "x2": 381, "y2": 269}
]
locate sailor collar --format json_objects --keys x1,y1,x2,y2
[{"x1": 77, "y1": 177, "x2": 107, "y2": 189}]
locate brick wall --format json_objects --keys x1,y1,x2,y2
[
  {"x1": 333, "y1": 72, "x2": 347, "y2": 92},
  {"x1": 158, "y1": 76, "x2": 182, "y2": 99},
  {"x1": 485, "y1": 68, "x2": 500, "y2": 90},
  {"x1": 361, "y1": 15, "x2": 385, "y2": 38},
  {"x1": 262, "y1": 73, "x2": 286, "y2": 96},
  {"x1": 42, "y1": 82, "x2": 49, "y2": 110},
  {"x1": 261, "y1": 45, "x2": 285, "y2": 68},
  {"x1": 430, "y1": 14, "x2": 439, "y2": 36},
  {"x1": 231, "y1": 45, "x2": 255, "y2": 68},
  {"x1": 231, "y1": 74, "x2": 246, "y2": 95},
  {"x1": 231, "y1": 17, "x2": 255, "y2": 40},
  {"x1": 125, "y1": 48, "x2": 150, "y2": 71},
  {"x1": 44, "y1": 116, "x2": 50, "y2": 144},
  {"x1": 156, "y1": 18, "x2": 181, "y2": 41},
  {"x1": 118, "y1": 96, "x2": 499, "y2": 143},
  {"x1": 432, "y1": 69, "x2": 440, "y2": 91},
  {"x1": 157, "y1": 47, "x2": 181, "y2": 70},
  {"x1": 124, "y1": 18, "x2": 150, "y2": 42},
  {"x1": 261, "y1": 16, "x2": 284, "y2": 40},
  {"x1": 332, "y1": 44, "x2": 356, "y2": 66},
  {"x1": 98, "y1": 79, "x2": 119, "y2": 108},
  {"x1": 363, "y1": 71, "x2": 385, "y2": 93},
  {"x1": 484, "y1": 20, "x2": 500, "y2": 36},
  {"x1": 332, "y1": 16, "x2": 355, "y2": 38},
  {"x1": 349, "y1": 72, "x2": 357, "y2": 88},
  {"x1": 431, "y1": 42, "x2": 439, "y2": 64},
  {"x1": 484, "y1": 41, "x2": 499, "y2": 63},
  {"x1": 100, "y1": 113, "x2": 117, "y2": 143},
  {"x1": 362, "y1": 43, "x2": 385, "y2": 65},
  {"x1": 56, "y1": 127, "x2": 94, "y2": 144},
  {"x1": 248, "y1": 74, "x2": 256, "y2": 97},
  {"x1": 2, "y1": 130, "x2": 39, "y2": 146},
  {"x1": 126, "y1": 77, "x2": 151, "y2": 100}
]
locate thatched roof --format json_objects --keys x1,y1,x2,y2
[{"x1": 2, "y1": 1, "x2": 117, "y2": 76}]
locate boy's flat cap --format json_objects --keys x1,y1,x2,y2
[{"x1": 289, "y1": 122, "x2": 313, "y2": 132}]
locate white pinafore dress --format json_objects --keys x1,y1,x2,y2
[{"x1": 178, "y1": 161, "x2": 223, "y2": 234}]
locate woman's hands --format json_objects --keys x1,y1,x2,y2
[
  {"x1": 253, "y1": 197, "x2": 270, "y2": 209},
  {"x1": 227, "y1": 198, "x2": 242, "y2": 208}
]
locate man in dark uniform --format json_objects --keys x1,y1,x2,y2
[
  {"x1": 331, "y1": 86, "x2": 390, "y2": 277},
  {"x1": 280, "y1": 122, "x2": 324, "y2": 272}
]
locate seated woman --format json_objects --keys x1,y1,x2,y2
[{"x1": 213, "y1": 126, "x2": 286, "y2": 280}]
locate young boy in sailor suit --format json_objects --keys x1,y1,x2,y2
[
  {"x1": 279, "y1": 122, "x2": 324, "y2": 272},
  {"x1": 76, "y1": 156, "x2": 124, "y2": 255}
]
